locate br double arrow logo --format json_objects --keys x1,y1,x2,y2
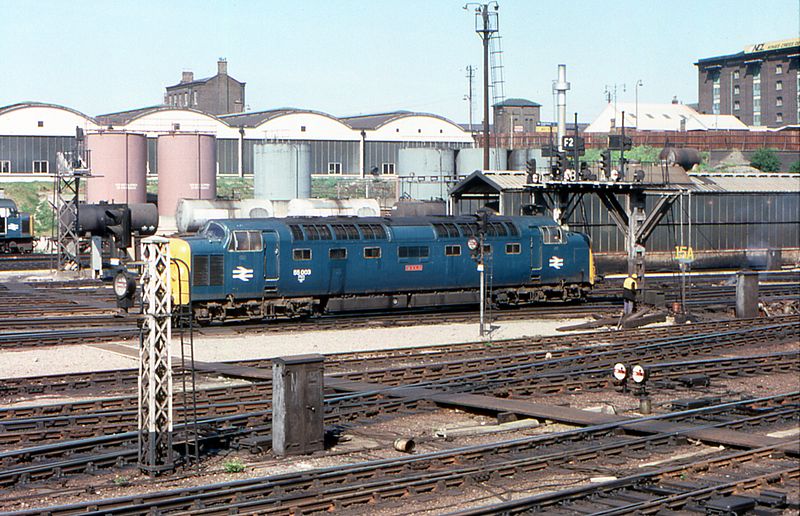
[{"x1": 232, "y1": 266, "x2": 254, "y2": 282}]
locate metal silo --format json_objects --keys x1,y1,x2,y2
[
  {"x1": 508, "y1": 148, "x2": 545, "y2": 171},
  {"x1": 86, "y1": 132, "x2": 148, "y2": 204},
  {"x1": 156, "y1": 133, "x2": 217, "y2": 223},
  {"x1": 253, "y1": 143, "x2": 312, "y2": 201},
  {"x1": 455, "y1": 148, "x2": 508, "y2": 174},
  {"x1": 397, "y1": 148, "x2": 456, "y2": 201}
]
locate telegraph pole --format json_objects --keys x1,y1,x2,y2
[
  {"x1": 465, "y1": 65, "x2": 476, "y2": 131},
  {"x1": 466, "y1": 2, "x2": 499, "y2": 170}
]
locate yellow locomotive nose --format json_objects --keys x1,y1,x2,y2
[
  {"x1": 169, "y1": 237, "x2": 192, "y2": 306},
  {"x1": 589, "y1": 248, "x2": 596, "y2": 285}
]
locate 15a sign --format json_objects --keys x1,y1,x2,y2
[{"x1": 674, "y1": 246, "x2": 694, "y2": 263}]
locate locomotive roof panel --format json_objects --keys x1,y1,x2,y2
[{"x1": 204, "y1": 215, "x2": 557, "y2": 230}]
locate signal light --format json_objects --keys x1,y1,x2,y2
[{"x1": 114, "y1": 270, "x2": 137, "y2": 311}]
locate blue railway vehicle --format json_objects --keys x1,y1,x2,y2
[
  {"x1": 0, "y1": 199, "x2": 34, "y2": 253},
  {"x1": 169, "y1": 215, "x2": 595, "y2": 323}
]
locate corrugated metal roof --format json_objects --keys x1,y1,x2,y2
[
  {"x1": 689, "y1": 173, "x2": 800, "y2": 193},
  {"x1": 95, "y1": 105, "x2": 221, "y2": 126},
  {"x1": 218, "y1": 108, "x2": 302, "y2": 128},
  {"x1": 340, "y1": 111, "x2": 464, "y2": 131}
]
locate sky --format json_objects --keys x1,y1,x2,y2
[{"x1": 1, "y1": 0, "x2": 797, "y2": 124}]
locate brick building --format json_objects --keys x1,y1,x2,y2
[
  {"x1": 695, "y1": 38, "x2": 799, "y2": 127},
  {"x1": 492, "y1": 98, "x2": 541, "y2": 135},
  {"x1": 165, "y1": 59, "x2": 245, "y2": 115}
]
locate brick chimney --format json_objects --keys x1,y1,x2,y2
[
  {"x1": 181, "y1": 71, "x2": 194, "y2": 83},
  {"x1": 217, "y1": 58, "x2": 228, "y2": 76}
]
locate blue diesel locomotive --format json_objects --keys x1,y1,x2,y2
[
  {"x1": 0, "y1": 199, "x2": 34, "y2": 253},
  {"x1": 168, "y1": 215, "x2": 595, "y2": 323}
]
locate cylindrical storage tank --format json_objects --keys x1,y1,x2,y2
[
  {"x1": 86, "y1": 132, "x2": 148, "y2": 204},
  {"x1": 455, "y1": 148, "x2": 508, "y2": 175},
  {"x1": 508, "y1": 148, "x2": 546, "y2": 172},
  {"x1": 253, "y1": 143, "x2": 312, "y2": 201},
  {"x1": 157, "y1": 133, "x2": 217, "y2": 220},
  {"x1": 237, "y1": 198, "x2": 274, "y2": 219},
  {"x1": 286, "y1": 198, "x2": 381, "y2": 217},
  {"x1": 175, "y1": 199, "x2": 240, "y2": 233},
  {"x1": 397, "y1": 148, "x2": 456, "y2": 201}
]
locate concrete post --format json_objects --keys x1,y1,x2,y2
[{"x1": 735, "y1": 270, "x2": 759, "y2": 318}]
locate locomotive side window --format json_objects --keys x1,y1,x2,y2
[
  {"x1": 363, "y1": 247, "x2": 381, "y2": 259},
  {"x1": 398, "y1": 246, "x2": 429, "y2": 259},
  {"x1": 541, "y1": 226, "x2": 563, "y2": 244},
  {"x1": 445, "y1": 245, "x2": 461, "y2": 256},
  {"x1": 293, "y1": 249, "x2": 312, "y2": 260},
  {"x1": 506, "y1": 243, "x2": 521, "y2": 254},
  {"x1": 329, "y1": 248, "x2": 347, "y2": 260},
  {"x1": 229, "y1": 231, "x2": 263, "y2": 252}
]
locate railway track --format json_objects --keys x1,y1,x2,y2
[
  {"x1": 5, "y1": 393, "x2": 796, "y2": 515},
  {"x1": 0, "y1": 319, "x2": 796, "y2": 486},
  {"x1": 2, "y1": 315, "x2": 796, "y2": 399}
]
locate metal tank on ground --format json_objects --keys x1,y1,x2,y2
[
  {"x1": 175, "y1": 198, "x2": 275, "y2": 233},
  {"x1": 157, "y1": 133, "x2": 217, "y2": 230},
  {"x1": 86, "y1": 132, "x2": 148, "y2": 204},
  {"x1": 253, "y1": 143, "x2": 312, "y2": 201},
  {"x1": 397, "y1": 148, "x2": 456, "y2": 201},
  {"x1": 508, "y1": 148, "x2": 545, "y2": 172},
  {"x1": 455, "y1": 148, "x2": 508, "y2": 175},
  {"x1": 287, "y1": 198, "x2": 381, "y2": 217}
]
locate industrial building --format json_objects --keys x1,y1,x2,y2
[
  {"x1": 0, "y1": 102, "x2": 474, "y2": 179},
  {"x1": 695, "y1": 37, "x2": 799, "y2": 127},
  {"x1": 164, "y1": 59, "x2": 246, "y2": 115}
]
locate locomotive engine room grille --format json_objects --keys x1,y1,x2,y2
[{"x1": 193, "y1": 255, "x2": 224, "y2": 286}]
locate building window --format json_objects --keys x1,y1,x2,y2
[
  {"x1": 381, "y1": 163, "x2": 395, "y2": 175},
  {"x1": 32, "y1": 160, "x2": 49, "y2": 173},
  {"x1": 752, "y1": 66, "x2": 761, "y2": 126},
  {"x1": 184, "y1": 92, "x2": 189, "y2": 105},
  {"x1": 733, "y1": 85, "x2": 740, "y2": 95},
  {"x1": 776, "y1": 113, "x2": 783, "y2": 123},
  {"x1": 776, "y1": 80, "x2": 782, "y2": 91},
  {"x1": 445, "y1": 245, "x2": 461, "y2": 256},
  {"x1": 776, "y1": 97, "x2": 783, "y2": 107},
  {"x1": 734, "y1": 100, "x2": 740, "y2": 111},
  {"x1": 711, "y1": 72, "x2": 720, "y2": 115},
  {"x1": 776, "y1": 64, "x2": 782, "y2": 75},
  {"x1": 37, "y1": 121, "x2": 43, "y2": 127},
  {"x1": 300, "y1": 126, "x2": 306, "y2": 132},
  {"x1": 293, "y1": 249, "x2": 311, "y2": 261},
  {"x1": 363, "y1": 247, "x2": 381, "y2": 259},
  {"x1": 193, "y1": 91, "x2": 198, "y2": 106},
  {"x1": 733, "y1": 70, "x2": 740, "y2": 80},
  {"x1": 328, "y1": 162, "x2": 342, "y2": 174},
  {"x1": 0, "y1": 160, "x2": 10, "y2": 173}
]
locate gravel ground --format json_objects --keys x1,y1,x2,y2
[{"x1": 0, "y1": 316, "x2": 593, "y2": 378}]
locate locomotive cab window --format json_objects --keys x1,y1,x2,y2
[
  {"x1": 445, "y1": 244, "x2": 461, "y2": 256},
  {"x1": 229, "y1": 231, "x2": 263, "y2": 252},
  {"x1": 506, "y1": 243, "x2": 521, "y2": 254},
  {"x1": 293, "y1": 249, "x2": 312, "y2": 260},
  {"x1": 329, "y1": 248, "x2": 347, "y2": 260},
  {"x1": 541, "y1": 226, "x2": 563, "y2": 244},
  {"x1": 363, "y1": 247, "x2": 381, "y2": 259},
  {"x1": 200, "y1": 222, "x2": 226, "y2": 241}
]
